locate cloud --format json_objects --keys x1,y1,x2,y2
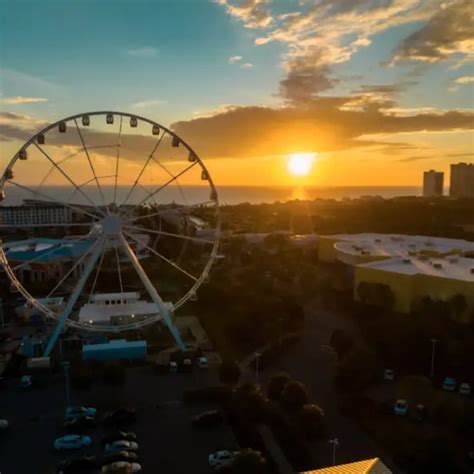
[
  {"x1": 126, "y1": 47, "x2": 159, "y2": 57},
  {"x1": 396, "y1": 155, "x2": 438, "y2": 162},
  {"x1": 218, "y1": 0, "x2": 432, "y2": 103},
  {"x1": 215, "y1": 0, "x2": 273, "y2": 28},
  {"x1": 131, "y1": 99, "x2": 166, "y2": 109},
  {"x1": 240, "y1": 62, "x2": 254, "y2": 69},
  {"x1": 228, "y1": 55, "x2": 243, "y2": 64},
  {"x1": 170, "y1": 98, "x2": 474, "y2": 159},
  {"x1": 390, "y1": 0, "x2": 473, "y2": 66},
  {"x1": 2, "y1": 96, "x2": 47, "y2": 104},
  {"x1": 453, "y1": 75, "x2": 474, "y2": 84}
]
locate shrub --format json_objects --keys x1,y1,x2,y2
[
  {"x1": 266, "y1": 373, "x2": 291, "y2": 402},
  {"x1": 280, "y1": 381, "x2": 308, "y2": 411}
]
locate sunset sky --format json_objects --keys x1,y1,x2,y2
[{"x1": 1, "y1": 0, "x2": 473, "y2": 187}]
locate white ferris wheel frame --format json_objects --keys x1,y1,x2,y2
[{"x1": 0, "y1": 111, "x2": 221, "y2": 354}]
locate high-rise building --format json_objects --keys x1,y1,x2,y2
[
  {"x1": 423, "y1": 170, "x2": 444, "y2": 197},
  {"x1": 450, "y1": 162, "x2": 474, "y2": 197}
]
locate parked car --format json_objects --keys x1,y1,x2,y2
[
  {"x1": 54, "y1": 435, "x2": 92, "y2": 451},
  {"x1": 105, "y1": 440, "x2": 139, "y2": 454},
  {"x1": 197, "y1": 356, "x2": 208, "y2": 369},
  {"x1": 169, "y1": 361, "x2": 178, "y2": 373},
  {"x1": 180, "y1": 358, "x2": 193, "y2": 372},
  {"x1": 208, "y1": 450, "x2": 237, "y2": 470},
  {"x1": 442, "y1": 377, "x2": 457, "y2": 392},
  {"x1": 64, "y1": 416, "x2": 96, "y2": 430},
  {"x1": 101, "y1": 431, "x2": 137, "y2": 446},
  {"x1": 394, "y1": 399, "x2": 408, "y2": 416},
  {"x1": 383, "y1": 369, "x2": 395, "y2": 381},
  {"x1": 192, "y1": 410, "x2": 224, "y2": 428},
  {"x1": 102, "y1": 408, "x2": 136, "y2": 427},
  {"x1": 102, "y1": 461, "x2": 141, "y2": 473},
  {"x1": 459, "y1": 382, "x2": 471, "y2": 396},
  {"x1": 102, "y1": 450, "x2": 139, "y2": 465},
  {"x1": 0, "y1": 419, "x2": 9, "y2": 430},
  {"x1": 65, "y1": 406, "x2": 97, "y2": 421},
  {"x1": 57, "y1": 455, "x2": 96, "y2": 473},
  {"x1": 20, "y1": 375, "x2": 32, "y2": 389}
]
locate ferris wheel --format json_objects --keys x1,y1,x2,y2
[{"x1": 0, "y1": 111, "x2": 220, "y2": 355}]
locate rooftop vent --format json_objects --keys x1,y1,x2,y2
[
  {"x1": 403, "y1": 258, "x2": 411, "y2": 264},
  {"x1": 471, "y1": 268, "x2": 474, "y2": 275},
  {"x1": 433, "y1": 262, "x2": 442, "y2": 269}
]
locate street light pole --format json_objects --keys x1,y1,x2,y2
[
  {"x1": 430, "y1": 338, "x2": 438, "y2": 378},
  {"x1": 329, "y1": 438, "x2": 339, "y2": 466},
  {"x1": 255, "y1": 352, "x2": 261, "y2": 385},
  {"x1": 62, "y1": 361, "x2": 71, "y2": 409}
]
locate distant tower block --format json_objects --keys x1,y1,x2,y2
[
  {"x1": 423, "y1": 170, "x2": 444, "y2": 197},
  {"x1": 450, "y1": 162, "x2": 474, "y2": 198}
]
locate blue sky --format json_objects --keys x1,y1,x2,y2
[{"x1": 1, "y1": 0, "x2": 472, "y2": 186}]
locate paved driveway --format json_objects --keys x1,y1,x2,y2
[
  {"x1": 245, "y1": 303, "x2": 402, "y2": 472},
  {"x1": 0, "y1": 366, "x2": 236, "y2": 474}
]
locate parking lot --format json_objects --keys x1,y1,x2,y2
[{"x1": 0, "y1": 366, "x2": 237, "y2": 473}]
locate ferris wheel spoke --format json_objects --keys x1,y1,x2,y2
[
  {"x1": 120, "y1": 129, "x2": 167, "y2": 210},
  {"x1": 46, "y1": 237, "x2": 102, "y2": 298},
  {"x1": 113, "y1": 115, "x2": 123, "y2": 206},
  {"x1": 88, "y1": 237, "x2": 108, "y2": 302},
  {"x1": 67, "y1": 174, "x2": 116, "y2": 204},
  {"x1": 0, "y1": 222, "x2": 95, "y2": 229},
  {"x1": 114, "y1": 244, "x2": 124, "y2": 294},
  {"x1": 8, "y1": 233, "x2": 94, "y2": 272},
  {"x1": 7, "y1": 180, "x2": 103, "y2": 221},
  {"x1": 150, "y1": 156, "x2": 188, "y2": 205},
  {"x1": 33, "y1": 143, "x2": 106, "y2": 217},
  {"x1": 126, "y1": 200, "x2": 216, "y2": 224},
  {"x1": 121, "y1": 161, "x2": 199, "y2": 220},
  {"x1": 123, "y1": 229, "x2": 198, "y2": 282},
  {"x1": 73, "y1": 119, "x2": 109, "y2": 215},
  {"x1": 124, "y1": 224, "x2": 215, "y2": 245}
]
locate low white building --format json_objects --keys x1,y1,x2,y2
[{"x1": 78, "y1": 292, "x2": 172, "y2": 326}]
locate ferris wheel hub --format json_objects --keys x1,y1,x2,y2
[{"x1": 101, "y1": 213, "x2": 122, "y2": 236}]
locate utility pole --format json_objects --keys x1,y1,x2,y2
[
  {"x1": 430, "y1": 338, "x2": 438, "y2": 378},
  {"x1": 255, "y1": 352, "x2": 261, "y2": 385},
  {"x1": 329, "y1": 438, "x2": 339, "y2": 466}
]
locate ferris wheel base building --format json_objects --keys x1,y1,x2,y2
[{"x1": 318, "y1": 233, "x2": 474, "y2": 323}]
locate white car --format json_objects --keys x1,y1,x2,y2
[
  {"x1": 208, "y1": 450, "x2": 237, "y2": 470},
  {"x1": 197, "y1": 356, "x2": 209, "y2": 369},
  {"x1": 54, "y1": 435, "x2": 92, "y2": 451},
  {"x1": 102, "y1": 461, "x2": 142, "y2": 473},
  {"x1": 383, "y1": 369, "x2": 395, "y2": 381},
  {"x1": 459, "y1": 382, "x2": 471, "y2": 396},
  {"x1": 105, "y1": 440, "x2": 139, "y2": 453},
  {"x1": 65, "y1": 406, "x2": 97, "y2": 421},
  {"x1": 0, "y1": 419, "x2": 9, "y2": 429},
  {"x1": 169, "y1": 361, "x2": 178, "y2": 373}
]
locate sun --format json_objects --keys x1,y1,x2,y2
[{"x1": 287, "y1": 152, "x2": 316, "y2": 177}]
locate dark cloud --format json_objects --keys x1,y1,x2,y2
[
  {"x1": 396, "y1": 155, "x2": 438, "y2": 162},
  {"x1": 390, "y1": 0, "x2": 473, "y2": 64},
  {"x1": 171, "y1": 98, "x2": 473, "y2": 158}
]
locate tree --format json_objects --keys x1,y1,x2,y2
[
  {"x1": 232, "y1": 383, "x2": 268, "y2": 423},
  {"x1": 231, "y1": 448, "x2": 267, "y2": 474},
  {"x1": 330, "y1": 329, "x2": 354, "y2": 359},
  {"x1": 449, "y1": 294, "x2": 467, "y2": 320},
  {"x1": 218, "y1": 360, "x2": 241, "y2": 386},
  {"x1": 297, "y1": 404, "x2": 326, "y2": 441},
  {"x1": 267, "y1": 373, "x2": 291, "y2": 402},
  {"x1": 281, "y1": 381, "x2": 308, "y2": 411}
]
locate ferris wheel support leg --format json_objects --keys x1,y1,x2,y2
[
  {"x1": 119, "y1": 233, "x2": 186, "y2": 352},
  {"x1": 42, "y1": 240, "x2": 104, "y2": 358}
]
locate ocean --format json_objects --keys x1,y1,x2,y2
[{"x1": 2, "y1": 185, "x2": 423, "y2": 207}]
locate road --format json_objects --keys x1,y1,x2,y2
[{"x1": 243, "y1": 303, "x2": 402, "y2": 472}]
